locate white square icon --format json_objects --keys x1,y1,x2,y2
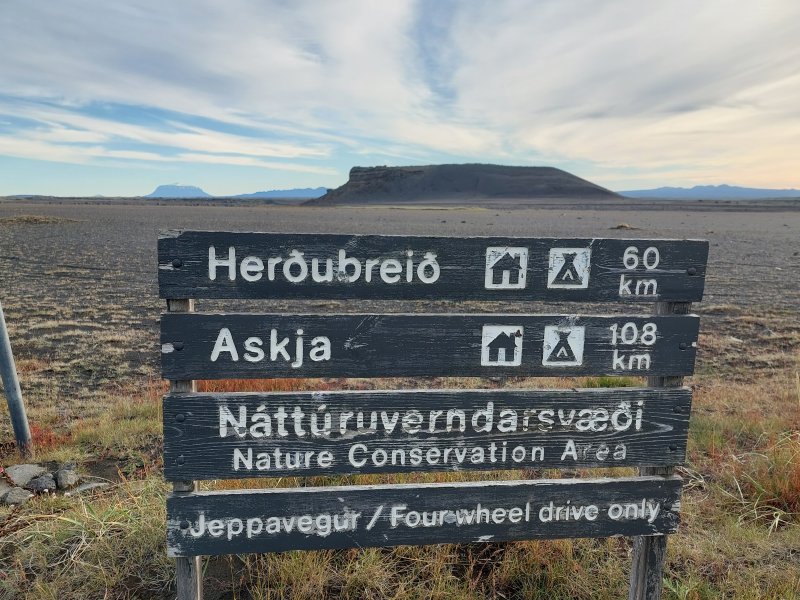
[
  {"x1": 481, "y1": 325, "x2": 524, "y2": 366},
  {"x1": 485, "y1": 247, "x2": 528, "y2": 289},
  {"x1": 542, "y1": 325, "x2": 585, "y2": 366},
  {"x1": 547, "y1": 248, "x2": 591, "y2": 289}
]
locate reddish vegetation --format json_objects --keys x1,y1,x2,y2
[
  {"x1": 197, "y1": 378, "x2": 325, "y2": 393},
  {"x1": 29, "y1": 422, "x2": 71, "y2": 452}
]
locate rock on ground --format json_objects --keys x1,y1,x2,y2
[
  {"x1": 66, "y1": 481, "x2": 110, "y2": 496},
  {"x1": 0, "y1": 480, "x2": 12, "y2": 500},
  {"x1": 56, "y1": 468, "x2": 80, "y2": 489},
  {"x1": 25, "y1": 473, "x2": 56, "y2": 493},
  {"x1": 4, "y1": 487, "x2": 34, "y2": 505},
  {"x1": 4, "y1": 464, "x2": 47, "y2": 487}
]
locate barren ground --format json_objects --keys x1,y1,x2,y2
[{"x1": 0, "y1": 198, "x2": 796, "y2": 410}]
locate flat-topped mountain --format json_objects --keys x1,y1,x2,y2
[
  {"x1": 145, "y1": 185, "x2": 211, "y2": 198},
  {"x1": 306, "y1": 164, "x2": 621, "y2": 205}
]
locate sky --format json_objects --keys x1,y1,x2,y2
[{"x1": 1, "y1": 0, "x2": 799, "y2": 196}]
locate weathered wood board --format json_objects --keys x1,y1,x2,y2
[
  {"x1": 160, "y1": 313, "x2": 699, "y2": 379},
  {"x1": 163, "y1": 388, "x2": 692, "y2": 480},
  {"x1": 158, "y1": 231, "x2": 708, "y2": 302},
  {"x1": 167, "y1": 475, "x2": 682, "y2": 556}
]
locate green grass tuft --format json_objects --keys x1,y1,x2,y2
[{"x1": 582, "y1": 376, "x2": 639, "y2": 388}]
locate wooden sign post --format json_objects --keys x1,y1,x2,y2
[
  {"x1": 159, "y1": 232, "x2": 707, "y2": 302},
  {"x1": 158, "y1": 231, "x2": 708, "y2": 599},
  {"x1": 165, "y1": 298, "x2": 202, "y2": 600},
  {"x1": 168, "y1": 476, "x2": 683, "y2": 556},
  {"x1": 629, "y1": 300, "x2": 691, "y2": 600},
  {"x1": 163, "y1": 388, "x2": 692, "y2": 480}
]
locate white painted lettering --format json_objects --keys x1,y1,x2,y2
[
  {"x1": 208, "y1": 246, "x2": 235, "y2": 281},
  {"x1": 211, "y1": 328, "x2": 239, "y2": 362},
  {"x1": 240, "y1": 256, "x2": 263, "y2": 282}
]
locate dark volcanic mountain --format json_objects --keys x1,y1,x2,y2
[{"x1": 306, "y1": 164, "x2": 620, "y2": 205}]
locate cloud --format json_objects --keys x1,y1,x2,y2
[
  {"x1": 1, "y1": 0, "x2": 799, "y2": 189},
  {"x1": 0, "y1": 129, "x2": 338, "y2": 175}
]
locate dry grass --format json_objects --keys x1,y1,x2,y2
[
  {"x1": 1, "y1": 373, "x2": 799, "y2": 599},
  {"x1": 0, "y1": 477, "x2": 173, "y2": 599},
  {"x1": 0, "y1": 214, "x2": 79, "y2": 225},
  {"x1": 723, "y1": 432, "x2": 800, "y2": 530}
]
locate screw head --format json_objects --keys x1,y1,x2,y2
[
  {"x1": 669, "y1": 445, "x2": 677, "y2": 452},
  {"x1": 679, "y1": 342, "x2": 687, "y2": 350},
  {"x1": 172, "y1": 258, "x2": 183, "y2": 268},
  {"x1": 177, "y1": 455, "x2": 185, "y2": 465},
  {"x1": 180, "y1": 520, "x2": 190, "y2": 530},
  {"x1": 687, "y1": 267, "x2": 697, "y2": 276},
  {"x1": 176, "y1": 413, "x2": 185, "y2": 422},
  {"x1": 174, "y1": 341, "x2": 184, "y2": 351}
]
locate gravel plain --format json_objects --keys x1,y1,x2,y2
[{"x1": 0, "y1": 197, "x2": 797, "y2": 417}]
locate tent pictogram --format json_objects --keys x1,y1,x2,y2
[
  {"x1": 548, "y1": 330, "x2": 577, "y2": 362},
  {"x1": 553, "y1": 253, "x2": 582, "y2": 284},
  {"x1": 547, "y1": 247, "x2": 592, "y2": 289},
  {"x1": 542, "y1": 325, "x2": 585, "y2": 366}
]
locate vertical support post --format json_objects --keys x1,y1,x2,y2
[
  {"x1": 628, "y1": 300, "x2": 691, "y2": 600},
  {"x1": 0, "y1": 300, "x2": 33, "y2": 458},
  {"x1": 167, "y1": 298, "x2": 203, "y2": 600}
]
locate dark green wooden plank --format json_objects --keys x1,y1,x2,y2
[
  {"x1": 158, "y1": 231, "x2": 708, "y2": 302},
  {"x1": 160, "y1": 313, "x2": 699, "y2": 379},
  {"x1": 163, "y1": 388, "x2": 692, "y2": 480},
  {"x1": 166, "y1": 475, "x2": 683, "y2": 556}
]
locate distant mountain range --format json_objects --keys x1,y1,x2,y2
[
  {"x1": 233, "y1": 187, "x2": 328, "y2": 199},
  {"x1": 621, "y1": 184, "x2": 800, "y2": 200},
  {"x1": 13, "y1": 181, "x2": 794, "y2": 202},
  {"x1": 142, "y1": 178, "x2": 800, "y2": 205},
  {"x1": 144, "y1": 184, "x2": 327, "y2": 199}
]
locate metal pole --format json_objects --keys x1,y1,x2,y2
[{"x1": 0, "y1": 300, "x2": 33, "y2": 458}]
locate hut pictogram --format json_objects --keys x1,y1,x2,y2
[
  {"x1": 491, "y1": 253, "x2": 522, "y2": 285},
  {"x1": 481, "y1": 325, "x2": 523, "y2": 366},
  {"x1": 485, "y1": 247, "x2": 528, "y2": 289}
]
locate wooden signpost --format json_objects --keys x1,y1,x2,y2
[
  {"x1": 158, "y1": 230, "x2": 708, "y2": 600},
  {"x1": 159, "y1": 231, "x2": 708, "y2": 302},
  {"x1": 163, "y1": 388, "x2": 692, "y2": 480},
  {"x1": 161, "y1": 314, "x2": 699, "y2": 379},
  {"x1": 167, "y1": 476, "x2": 683, "y2": 556}
]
